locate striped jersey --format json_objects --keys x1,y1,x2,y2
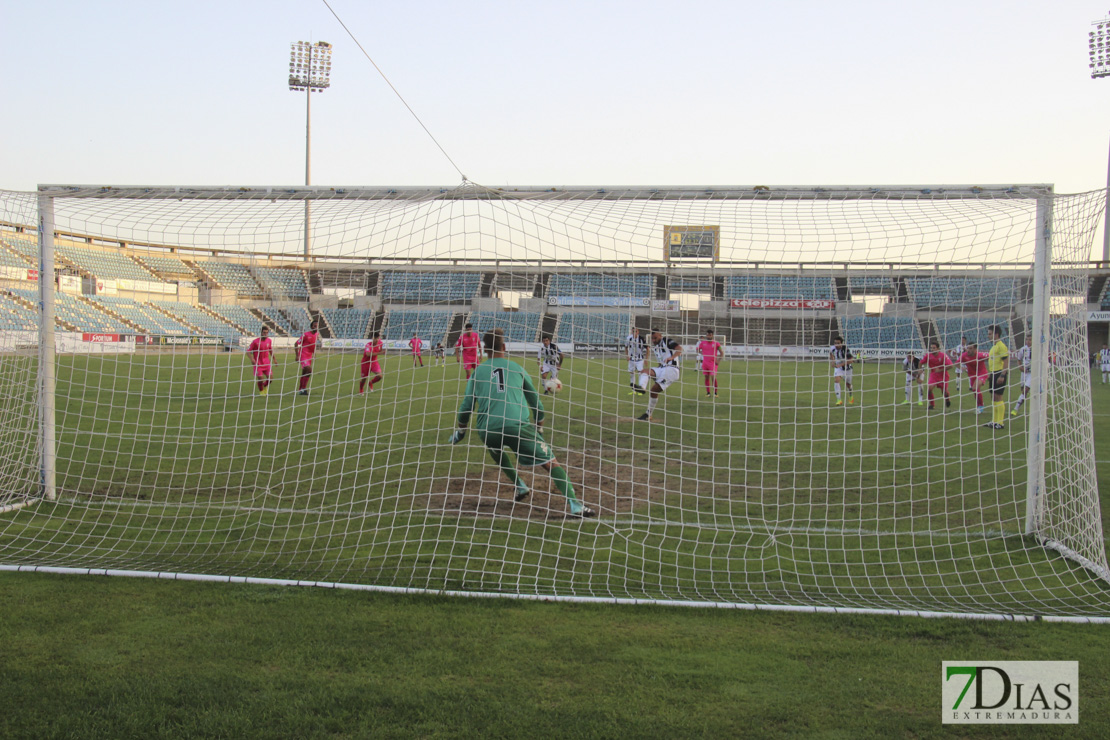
[
  {"x1": 1015, "y1": 344, "x2": 1033, "y2": 372},
  {"x1": 537, "y1": 343, "x2": 562, "y2": 364},
  {"x1": 1100, "y1": 349, "x2": 1110, "y2": 366},
  {"x1": 653, "y1": 336, "x2": 681, "y2": 367},
  {"x1": 626, "y1": 333, "x2": 647, "y2": 361},
  {"x1": 830, "y1": 344, "x2": 853, "y2": 368}
]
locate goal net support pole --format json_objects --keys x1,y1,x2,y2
[
  {"x1": 37, "y1": 192, "x2": 56, "y2": 503},
  {"x1": 1024, "y1": 195, "x2": 1051, "y2": 536}
]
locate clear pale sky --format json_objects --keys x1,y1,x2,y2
[{"x1": 3, "y1": 0, "x2": 1110, "y2": 195}]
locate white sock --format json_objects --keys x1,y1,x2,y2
[
  {"x1": 646, "y1": 396, "x2": 659, "y2": 416},
  {"x1": 1015, "y1": 393, "x2": 1026, "y2": 409},
  {"x1": 904, "y1": 381, "x2": 911, "y2": 400},
  {"x1": 918, "y1": 386, "x2": 925, "y2": 401},
  {"x1": 639, "y1": 373, "x2": 650, "y2": 390},
  {"x1": 834, "y1": 384, "x2": 842, "y2": 400}
]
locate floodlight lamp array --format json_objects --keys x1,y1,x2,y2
[
  {"x1": 1091, "y1": 17, "x2": 1110, "y2": 79},
  {"x1": 288, "y1": 41, "x2": 333, "y2": 91}
]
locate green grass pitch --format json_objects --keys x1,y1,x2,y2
[
  {"x1": 2, "y1": 349, "x2": 1110, "y2": 736},
  {"x1": 1, "y1": 349, "x2": 1106, "y2": 617}
]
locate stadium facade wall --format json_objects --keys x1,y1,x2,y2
[
  {"x1": 350, "y1": 295, "x2": 380, "y2": 311},
  {"x1": 471, "y1": 297, "x2": 503, "y2": 312},
  {"x1": 308, "y1": 295, "x2": 340, "y2": 310}
]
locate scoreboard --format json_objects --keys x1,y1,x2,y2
[{"x1": 664, "y1": 225, "x2": 719, "y2": 262}]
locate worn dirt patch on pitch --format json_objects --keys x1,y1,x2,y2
[{"x1": 425, "y1": 447, "x2": 660, "y2": 520}]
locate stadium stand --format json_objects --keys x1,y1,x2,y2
[
  {"x1": 0, "y1": 250, "x2": 31, "y2": 269},
  {"x1": 134, "y1": 253, "x2": 198, "y2": 281},
  {"x1": 554, "y1": 312, "x2": 629, "y2": 344},
  {"x1": 56, "y1": 245, "x2": 162, "y2": 283},
  {"x1": 89, "y1": 296, "x2": 193, "y2": 334},
  {"x1": 383, "y1": 310, "x2": 452, "y2": 343},
  {"x1": 0, "y1": 291, "x2": 37, "y2": 330},
  {"x1": 905, "y1": 277, "x2": 1019, "y2": 309},
  {"x1": 261, "y1": 305, "x2": 313, "y2": 336},
  {"x1": 54, "y1": 294, "x2": 133, "y2": 333},
  {"x1": 195, "y1": 261, "x2": 265, "y2": 296},
  {"x1": 933, "y1": 317, "x2": 1010, "y2": 350},
  {"x1": 547, "y1": 274, "x2": 654, "y2": 298},
  {"x1": 839, "y1": 316, "x2": 921, "y2": 351},
  {"x1": 152, "y1": 301, "x2": 243, "y2": 339},
  {"x1": 206, "y1": 304, "x2": 266, "y2": 335},
  {"x1": 846, "y1": 276, "x2": 894, "y2": 294},
  {"x1": 725, "y1": 275, "x2": 835, "y2": 299},
  {"x1": 253, "y1": 267, "x2": 310, "y2": 300},
  {"x1": 1, "y1": 238, "x2": 38, "y2": 263},
  {"x1": 320, "y1": 308, "x2": 374, "y2": 339},
  {"x1": 469, "y1": 311, "x2": 542, "y2": 343},
  {"x1": 379, "y1": 272, "x2": 480, "y2": 303}
]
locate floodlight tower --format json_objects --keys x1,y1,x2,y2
[
  {"x1": 1091, "y1": 14, "x2": 1110, "y2": 263},
  {"x1": 289, "y1": 40, "x2": 333, "y2": 259}
]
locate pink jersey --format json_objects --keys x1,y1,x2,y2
[
  {"x1": 960, "y1": 350, "x2": 989, "y2": 378},
  {"x1": 924, "y1": 351, "x2": 952, "y2": 377},
  {"x1": 456, "y1": 331, "x2": 481, "y2": 362},
  {"x1": 697, "y1": 340, "x2": 721, "y2": 370},
  {"x1": 363, "y1": 338, "x2": 383, "y2": 362},
  {"x1": 248, "y1": 336, "x2": 272, "y2": 370},
  {"x1": 297, "y1": 330, "x2": 319, "y2": 363},
  {"x1": 409, "y1": 337, "x2": 423, "y2": 355}
]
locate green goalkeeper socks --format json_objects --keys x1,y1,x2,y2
[
  {"x1": 489, "y1": 449, "x2": 523, "y2": 490},
  {"x1": 550, "y1": 466, "x2": 582, "y2": 513}
]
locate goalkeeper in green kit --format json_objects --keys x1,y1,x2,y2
[{"x1": 449, "y1": 329, "x2": 596, "y2": 518}]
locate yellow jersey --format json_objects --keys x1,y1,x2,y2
[{"x1": 988, "y1": 340, "x2": 1009, "y2": 373}]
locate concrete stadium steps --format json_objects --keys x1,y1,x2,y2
[
  {"x1": 146, "y1": 302, "x2": 203, "y2": 334},
  {"x1": 76, "y1": 296, "x2": 146, "y2": 333},
  {"x1": 250, "y1": 308, "x2": 284, "y2": 336},
  {"x1": 1089, "y1": 274, "x2": 1109, "y2": 305},
  {"x1": 445, "y1": 313, "x2": 466, "y2": 348},
  {"x1": 197, "y1": 305, "x2": 251, "y2": 336}
]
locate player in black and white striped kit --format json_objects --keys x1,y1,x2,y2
[
  {"x1": 537, "y1": 336, "x2": 562, "y2": 394},
  {"x1": 626, "y1": 327, "x2": 648, "y2": 395},
  {"x1": 1012, "y1": 335, "x2": 1033, "y2": 415},
  {"x1": 901, "y1": 351, "x2": 925, "y2": 405},
  {"x1": 1100, "y1": 343, "x2": 1110, "y2": 385},
  {"x1": 637, "y1": 329, "x2": 683, "y2": 421}
]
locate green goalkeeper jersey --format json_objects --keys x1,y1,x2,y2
[{"x1": 456, "y1": 357, "x2": 545, "y2": 431}]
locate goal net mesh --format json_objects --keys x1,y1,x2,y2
[{"x1": 0, "y1": 184, "x2": 1107, "y2": 619}]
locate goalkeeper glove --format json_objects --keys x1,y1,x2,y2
[{"x1": 449, "y1": 429, "x2": 466, "y2": 445}]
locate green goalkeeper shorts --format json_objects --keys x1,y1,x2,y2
[{"x1": 478, "y1": 423, "x2": 555, "y2": 467}]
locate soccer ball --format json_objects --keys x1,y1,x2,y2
[{"x1": 544, "y1": 378, "x2": 563, "y2": 394}]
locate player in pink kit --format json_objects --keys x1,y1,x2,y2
[
  {"x1": 959, "y1": 341, "x2": 990, "y2": 414},
  {"x1": 455, "y1": 322, "x2": 483, "y2": 379},
  {"x1": 408, "y1": 334, "x2": 424, "y2": 367},
  {"x1": 359, "y1": 331, "x2": 384, "y2": 394},
  {"x1": 697, "y1": 329, "x2": 724, "y2": 397},
  {"x1": 293, "y1": 319, "x2": 320, "y2": 396},
  {"x1": 247, "y1": 326, "x2": 274, "y2": 395},
  {"x1": 923, "y1": 339, "x2": 953, "y2": 410}
]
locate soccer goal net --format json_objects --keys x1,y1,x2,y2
[{"x1": 0, "y1": 183, "x2": 1107, "y2": 621}]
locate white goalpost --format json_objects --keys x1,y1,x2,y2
[{"x1": 1, "y1": 182, "x2": 1108, "y2": 621}]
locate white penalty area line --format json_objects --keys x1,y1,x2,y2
[{"x1": 2, "y1": 564, "x2": 1108, "y2": 625}]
